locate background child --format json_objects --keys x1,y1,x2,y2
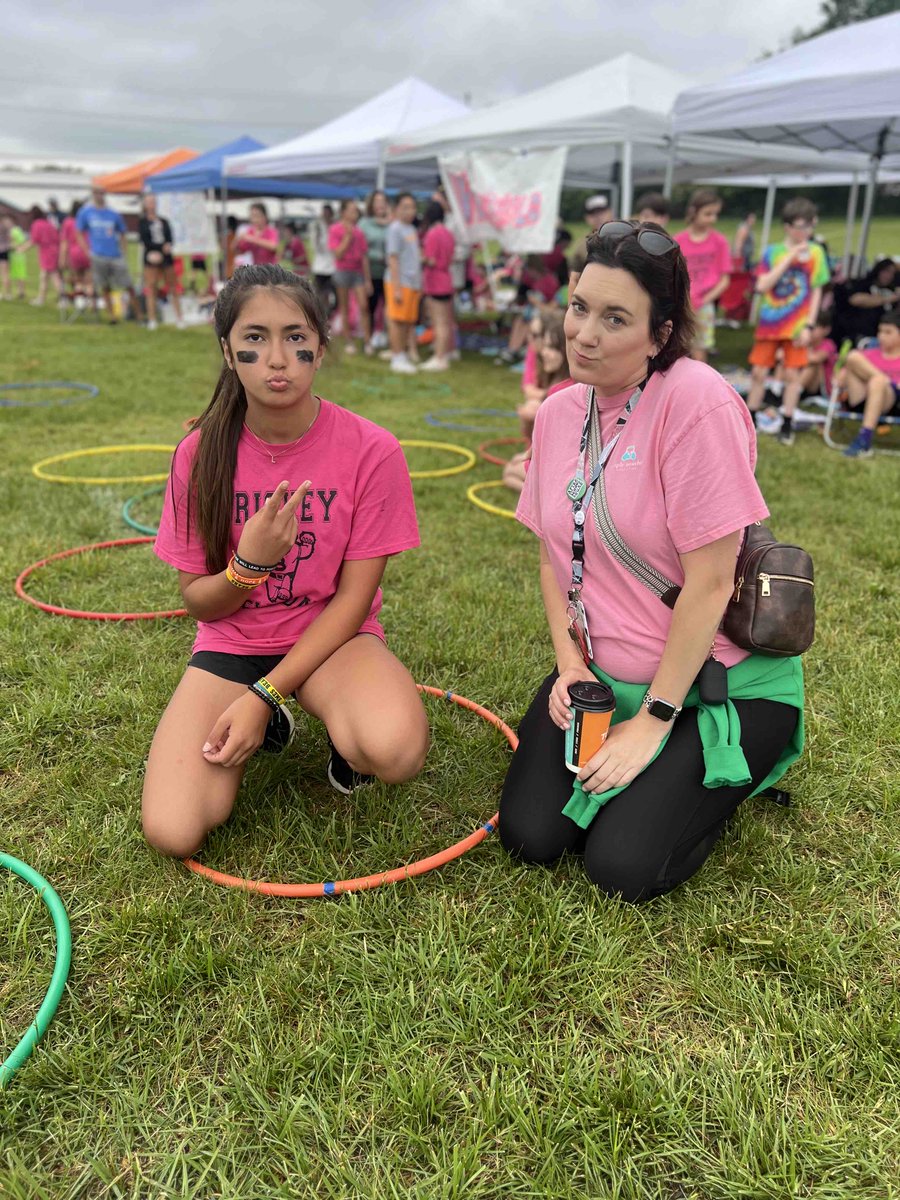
[
  {"x1": 745, "y1": 197, "x2": 831, "y2": 446},
  {"x1": 674, "y1": 188, "x2": 731, "y2": 364},
  {"x1": 236, "y1": 203, "x2": 279, "y2": 266},
  {"x1": 799, "y1": 314, "x2": 838, "y2": 399},
  {"x1": 24, "y1": 207, "x2": 62, "y2": 307},
  {"x1": 281, "y1": 221, "x2": 310, "y2": 278},
  {"x1": 840, "y1": 310, "x2": 900, "y2": 458},
  {"x1": 504, "y1": 311, "x2": 569, "y2": 494},
  {"x1": 385, "y1": 193, "x2": 421, "y2": 376},
  {"x1": 420, "y1": 200, "x2": 456, "y2": 372},
  {"x1": 328, "y1": 199, "x2": 371, "y2": 355},
  {"x1": 143, "y1": 264, "x2": 428, "y2": 858}
]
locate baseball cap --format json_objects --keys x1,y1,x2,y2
[{"x1": 584, "y1": 194, "x2": 611, "y2": 213}]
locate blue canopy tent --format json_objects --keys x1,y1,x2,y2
[{"x1": 147, "y1": 135, "x2": 356, "y2": 198}]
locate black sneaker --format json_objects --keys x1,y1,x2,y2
[
  {"x1": 260, "y1": 704, "x2": 295, "y2": 753},
  {"x1": 777, "y1": 420, "x2": 795, "y2": 447},
  {"x1": 326, "y1": 736, "x2": 373, "y2": 795}
]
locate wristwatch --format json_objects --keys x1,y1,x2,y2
[{"x1": 642, "y1": 692, "x2": 682, "y2": 722}]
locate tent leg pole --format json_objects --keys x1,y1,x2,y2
[
  {"x1": 751, "y1": 177, "x2": 778, "y2": 325},
  {"x1": 376, "y1": 148, "x2": 386, "y2": 192},
  {"x1": 853, "y1": 159, "x2": 878, "y2": 275},
  {"x1": 842, "y1": 173, "x2": 859, "y2": 278},
  {"x1": 663, "y1": 138, "x2": 677, "y2": 200},
  {"x1": 620, "y1": 140, "x2": 633, "y2": 219}
]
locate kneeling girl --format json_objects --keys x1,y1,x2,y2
[{"x1": 143, "y1": 264, "x2": 428, "y2": 858}]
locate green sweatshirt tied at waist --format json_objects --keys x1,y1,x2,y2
[{"x1": 562, "y1": 654, "x2": 805, "y2": 829}]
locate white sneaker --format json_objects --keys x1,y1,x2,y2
[
  {"x1": 344, "y1": 341, "x2": 357, "y2": 355},
  {"x1": 175, "y1": 319, "x2": 186, "y2": 330},
  {"x1": 146, "y1": 320, "x2": 158, "y2": 331},
  {"x1": 29, "y1": 299, "x2": 44, "y2": 307},
  {"x1": 420, "y1": 356, "x2": 449, "y2": 372},
  {"x1": 390, "y1": 356, "x2": 418, "y2": 375},
  {"x1": 378, "y1": 349, "x2": 394, "y2": 362},
  {"x1": 448, "y1": 349, "x2": 461, "y2": 362}
]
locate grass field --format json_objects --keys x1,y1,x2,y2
[{"x1": 1, "y1": 303, "x2": 898, "y2": 1199}]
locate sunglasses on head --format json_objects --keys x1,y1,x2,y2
[{"x1": 597, "y1": 220, "x2": 676, "y2": 257}]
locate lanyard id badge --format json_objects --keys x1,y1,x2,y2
[{"x1": 566, "y1": 380, "x2": 645, "y2": 666}]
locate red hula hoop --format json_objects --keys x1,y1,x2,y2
[
  {"x1": 15, "y1": 537, "x2": 188, "y2": 620},
  {"x1": 478, "y1": 436, "x2": 528, "y2": 467},
  {"x1": 182, "y1": 685, "x2": 517, "y2": 897}
]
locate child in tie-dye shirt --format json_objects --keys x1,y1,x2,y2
[{"x1": 745, "y1": 197, "x2": 830, "y2": 446}]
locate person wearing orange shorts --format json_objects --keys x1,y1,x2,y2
[
  {"x1": 385, "y1": 193, "x2": 422, "y2": 375},
  {"x1": 745, "y1": 197, "x2": 830, "y2": 446}
]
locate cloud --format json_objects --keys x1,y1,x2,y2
[{"x1": 2, "y1": 0, "x2": 825, "y2": 157}]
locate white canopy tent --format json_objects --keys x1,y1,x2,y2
[
  {"x1": 386, "y1": 54, "x2": 870, "y2": 218},
  {"x1": 672, "y1": 13, "x2": 900, "y2": 268},
  {"x1": 223, "y1": 77, "x2": 470, "y2": 191}
]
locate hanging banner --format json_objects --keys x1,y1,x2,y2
[
  {"x1": 439, "y1": 147, "x2": 567, "y2": 253},
  {"x1": 156, "y1": 192, "x2": 218, "y2": 257}
]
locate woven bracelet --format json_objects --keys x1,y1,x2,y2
[{"x1": 254, "y1": 676, "x2": 287, "y2": 708}]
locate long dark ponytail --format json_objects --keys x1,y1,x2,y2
[{"x1": 179, "y1": 263, "x2": 329, "y2": 574}]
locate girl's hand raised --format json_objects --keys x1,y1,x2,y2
[{"x1": 236, "y1": 480, "x2": 311, "y2": 568}]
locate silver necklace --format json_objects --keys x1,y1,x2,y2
[{"x1": 243, "y1": 401, "x2": 319, "y2": 463}]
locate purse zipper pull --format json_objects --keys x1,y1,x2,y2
[{"x1": 759, "y1": 572, "x2": 771, "y2": 597}]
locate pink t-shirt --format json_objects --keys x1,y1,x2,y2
[
  {"x1": 60, "y1": 216, "x2": 90, "y2": 271},
  {"x1": 516, "y1": 358, "x2": 769, "y2": 683},
  {"x1": 861, "y1": 346, "x2": 900, "y2": 386},
  {"x1": 674, "y1": 229, "x2": 732, "y2": 310},
  {"x1": 327, "y1": 223, "x2": 368, "y2": 273},
  {"x1": 30, "y1": 217, "x2": 61, "y2": 271},
  {"x1": 422, "y1": 224, "x2": 455, "y2": 296},
  {"x1": 155, "y1": 400, "x2": 420, "y2": 656},
  {"x1": 237, "y1": 225, "x2": 279, "y2": 265},
  {"x1": 522, "y1": 344, "x2": 538, "y2": 391},
  {"x1": 813, "y1": 336, "x2": 838, "y2": 392}
]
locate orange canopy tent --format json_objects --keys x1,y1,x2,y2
[{"x1": 93, "y1": 148, "x2": 198, "y2": 194}]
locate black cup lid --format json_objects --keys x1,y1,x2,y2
[{"x1": 568, "y1": 681, "x2": 615, "y2": 711}]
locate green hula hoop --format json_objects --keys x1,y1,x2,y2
[
  {"x1": 122, "y1": 484, "x2": 165, "y2": 536},
  {"x1": 0, "y1": 853, "x2": 71, "y2": 1088}
]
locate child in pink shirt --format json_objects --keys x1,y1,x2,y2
[
  {"x1": 327, "y1": 199, "x2": 372, "y2": 354},
  {"x1": 23, "y1": 209, "x2": 62, "y2": 305},
  {"x1": 144, "y1": 264, "x2": 427, "y2": 859},
  {"x1": 236, "y1": 202, "x2": 279, "y2": 265},
  {"x1": 674, "y1": 189, "x2": 731, "y2": 364},
  {"x1": 841, "y1": 310, "x2": 900, "y2": 457},
  {"x1": 420, "y1": 201, "x2": 456, "y2": 372}
]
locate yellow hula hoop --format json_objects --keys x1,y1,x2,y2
[
  {"x1": 31, "y1": 444, "x2": 176, "y2": 485},
  {"x1": 399, "y1": 439, "x2": 476, "y2": 480},
  {"x1": 466, "y1": 479, "x2": 518, "y2": 520}
]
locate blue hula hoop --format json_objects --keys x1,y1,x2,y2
[
  {"x1": 0, "y1": 381, "x2": 100, "y2": 410},
  {"x1": 425, "y1": 407, "x2": 520, "y2": 433}
]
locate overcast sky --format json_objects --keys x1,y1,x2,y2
[{"x1": 3, "y1": 0, "x2": 826, "y2": 162}]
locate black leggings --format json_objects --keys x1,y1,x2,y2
[
  {"x1": 499, "y1": 670, "x2": 799, "y2": 903},
  {"x1": 367, "y1": 276, "x2": 385, "y2": 325}
]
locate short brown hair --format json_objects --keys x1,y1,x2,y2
[
  {"x1": 686, "y1": 188, "x2": 721, "y2": 219},
  {"x1": 634, "y1": 191, "x2": 670, "y2": 219},
  {"x1": 583, "y1": 222, "x2": 695, "y2": 373},
  {"x1": 782, "y1": 197, "x2": 817, "y2": 225}
]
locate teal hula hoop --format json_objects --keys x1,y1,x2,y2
[
  {"x1": 122, "y1": 484, "x2": 165, "y2": 536},
  {"x1": 0, "y1": 853, "x2": 72, "y2": 1088}
]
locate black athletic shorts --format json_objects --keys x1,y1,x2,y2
[{"x1": 189, "y1": 650, "x2": 285, "y2": 686}]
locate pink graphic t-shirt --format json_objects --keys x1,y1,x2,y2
[
  {"x1": 674, "y1": 229, "x2": 732, "y2": 310},
  {"x1": 327, "y1": 223, "x2": 368, "y2": 273},
  {"x1": 155, "y1": 400, "x2": 420, "y2": 656},
  {"x1": 422, "y1": 224, "x2": 455, "y2": 296},
  {"x1": 30, "y1": 217, "x2": 61, "y2": 271},
  {"x1": 237, "y1": 225, "x2": 279, "y2": 265},
  {"x1": 517, "y1": 358, "x2": 769, "y2": 683}
]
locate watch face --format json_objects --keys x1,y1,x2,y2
[{"x1": 647, "y1": 698, "x2": 676, "y2": 721}]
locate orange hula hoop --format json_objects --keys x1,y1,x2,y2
[
  {"x1": 182, "y1": 686, "x2": 516, "y2": 897},
  {"x1": 477, "y1": 436, "x2": 528, "y2": 467}
]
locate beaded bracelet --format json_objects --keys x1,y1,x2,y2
[
  {"x1": 253, "y1": 676, "x2": 287, "y2": 708},
  {"x1": 248, "y1": 681, "x2": 280, "y2": 713},
  {"x1": 234, "y1": 551, "x2": 280, "y2": 574}
]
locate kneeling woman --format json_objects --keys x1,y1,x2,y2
[
  {"x1": 500, "y1": 222, "x2": 803, "y2": 902},
  {"x1": 144, "y1": 264, "x2": 428, "y2": 858}
]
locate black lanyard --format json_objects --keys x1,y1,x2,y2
[{"x1": 568, "y1": 380, "x2": 645, "y2": 600}]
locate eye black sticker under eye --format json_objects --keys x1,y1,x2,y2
[
  {"x1": 236, "y1": 351, "x2": 258, "y2": 363},
  {"x1": 296, "y1": 350, "x2": 315, "y2": 363}
]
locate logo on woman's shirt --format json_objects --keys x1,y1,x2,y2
[{"x1": 615, "y1": 444, "x2": 640, "y2": 468}]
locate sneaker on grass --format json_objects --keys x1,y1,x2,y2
[
  {"x1": 260, "y1": 704, "x2": 295, "y2": 754},
  {"x1": 843, "y1": 431, "x2": 874, "y2": 458},
  {"x1": 326, "y1": 736, "x2": 373, "y2": 795},
  {"x1": 390, "y1": 355, "x2": 417, "y2": 375}
]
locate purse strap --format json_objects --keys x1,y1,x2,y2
[{"x1": 588, "y1": 402, "x2": 683, "y2": 610}]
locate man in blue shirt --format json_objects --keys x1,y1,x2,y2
[{"x1": 76, "y1": 187, "x2": 134, "y2": 319}]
